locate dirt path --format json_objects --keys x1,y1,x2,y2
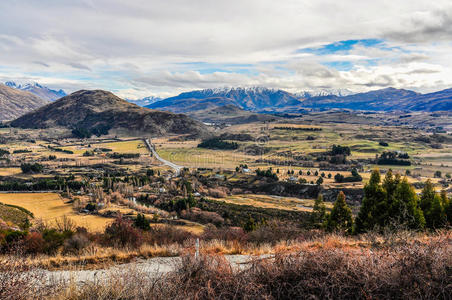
[{"x1": 43, "y1": 255, "x2": 267, "y2": 285}]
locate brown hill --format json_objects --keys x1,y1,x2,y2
[
  {"x1": 0, "y1": 83, "x2": 49, "y2": 121},
  {"x1": 10, "y1": 90, "x2": 209, "y2": 137}
]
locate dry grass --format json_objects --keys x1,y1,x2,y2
[
  {"x1": 51, "y1": 231, "x2": 452, "y2": 299},
  {"x1": 212, "y1": 194, "x2": 333, "y2": 212},
  {"x1": 0, "y1": 167, "x2": 22, "y2": 176},
  {"x1": 0, "y1": 193, "x2": 112, "y2": 232}
]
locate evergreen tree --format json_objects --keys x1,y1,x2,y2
[
  {"x1": 391, "y1": 177, "x2": 425, "y2": 230},
  {"x1": 354, "y1": 169, "x2": 386, "y2": 233},
  {"x1": 420, "y1": 180, "x2": 435, "y2": 213},
  {"x1": 326, "y1": 191, "x2": 353, "y2": 233},
  {"x1": 419, "y1": 180, "x2": 446, "y2": 229},
  {"x1": 426, "y1": 194, "x2": 447, "y2": 229},
  {"x1": 445, "y1": 195, "x2": 452, "y2": 225},
  {"x1": 311, "y1": 194, "x2": 327, "y2": 228}
]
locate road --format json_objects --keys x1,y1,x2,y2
[{"x1": 143, "y1": 138, "x2": 183, "y2": 175}]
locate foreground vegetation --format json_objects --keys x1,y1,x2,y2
[{"x1": 2, "y1": 230, "x2": 451, "y2": 299}]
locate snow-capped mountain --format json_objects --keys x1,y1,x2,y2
[
  {"x1": 149, "y1": 87, "x2": 301, "y2": 111},
  {"x1": 126, "y1": 96, "x2": 162, "y2": 107},
  {"x1": 5, "y1": 81, "x2": 66, "y2": 101},
  {"x1": 295, "y1": 88, "x2": 354, "y2": 98}
]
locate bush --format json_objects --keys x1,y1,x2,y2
[
  {"x1": 23, "y1": 232, "x2": 45, "y2": 254},
  {"x1": 42, "y1": 229, "x2": 73, "y2": 254},
  {"x1": 63, "y1": 233, "x2": 90, "y2": 254},
  {"x1": 134, "y1": 214, "x2": 151, "y2": 231},
  {"x1": 198, "y1": 138, "x2": 238, "y2": 150},
  {"x1": 181, "y1": 208, "x2": 224, "y2": 226},
  {"x1": 104, "y1": 215, "x2": 143, "y2": 248},
  {"x1": 20, "y1": 163, "x2": 44, "y2": 174}
]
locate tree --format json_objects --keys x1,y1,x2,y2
[
  {"x1": 134, "y1": 214, "x2": 151, "y2": 231},
  {"x1": 354, "y1": 169, "x2": 386, "y2": 233},
  {"x1": 426, "y1": 194, "x2": 447, "y2": 229},
  {"x1": 446, "y1": 196, "x2": 452, "y2": 225},
  {"x1": 419, "y1": 180, "x2": 436, "y2": 228},
  {"x1": 434, "y1": 171, "x2": 442, "y2": 178},
  {"x1": 391, "y1": 177, "x2": 425, "y2": 230},
  {"x1": 311, "y1": 194, "x2": 327, "y2": 228},
  {"x1": 326, "y1": 191, "x2": 353, "y2": 233},
  {"x1": 316, "y1": 177, "x2": 323, "y2": 185}
]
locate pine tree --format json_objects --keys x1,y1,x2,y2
[
  {"x1": 419, "y1": 180, "x2": 446, "y2": 229},
  {"x1": 391, "y1": 177, "x2": 425, "y2": 230},
  {"x1": 420, "y1": 180, "x2": 435, "y2": 213},
  {"x1": 354, "y1": 169, "x2": 386, "y2": 233},
  {"x1": 311, "y1": 194, "x2": 327, "y2": 228},
  {"x1": 326, "y1": 191, "x2": 353, "y2": 233},
  {"x1": 426, "y1": 194, "x2": 447, "y2": 229},
  {"x1": 446, "y1": 195, "x2": 452, "y2": 225}
]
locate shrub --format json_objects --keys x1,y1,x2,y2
[
  {"x1": 198, "y1": 138, "x2": 238, "y2": 150},
  {"x1": 201, "y1": 225, "x2": 246, "y2": 242},
  {"x1": 20, "y1": 163, "x2": 44, "y2": 174},
  {"x1": 23, "y1": 232, "x2": 45, "y2": 254},
  {"x1": 104, "y1": 215, "x2": 143, "y2": 248},
  {"x1": 63, "y1": 233, "x2": 90, "y2": 254},
  {"x1": 42, "y1": 229, "x2": 73, "y2": 254},
  {"x1": 181, "y1": 208, "x2": 224, "y2": 226},
  {"x1": 134, "y1": 214, "x2": 151, "y2": 231}
]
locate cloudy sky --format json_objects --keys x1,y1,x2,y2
[{"x1": 1, "y1": 0, "x2": 452, "y2": 99}]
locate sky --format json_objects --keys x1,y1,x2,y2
[{"x1": 1, "y1": 0, "x2": 452, "y2": 99}]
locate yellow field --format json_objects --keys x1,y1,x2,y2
[
  {"x1": 212, "y1": 194, "x2": 333, "y2": 212},
  {"x1": 0, "y1": 193, "x2": 112, "y2": 232},
  {"x1": 60, "y1": 139, "x2": 148, "y2": 155},
  {"x1": 0, "y1": 167, "x2": 22, "y2": 176}
]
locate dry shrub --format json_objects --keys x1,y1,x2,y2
[
  {"x1": 103, "y1": 215, "x2": 143, "y2": 248},
  {"x1": 146, "y1": 225, "x2": 195, "y2": 245},
  {"x1": 246, "y1": 222, "x2": 319, "y2": 245},
  {"x1": 0, "y1": 255, "x2": 49, "y2": 299},
  {"x1": 39, "y1": 232, "x2": 452, "y2": 299},
  {"x1": 63, "y1": 233, "x2": 90, "y2": 254},
  {"x1": 23, "y1": 231, "x2": 45, "y2": 254},
  {"x1": 180, "y1": 208, "x2": 224, "y2": 226},
  {"x1": 201, "y1": 224, "x2": 246, "y2": 242},
  {"x1": 208, "y1": 187, "x2": 228, "y2": 198}
]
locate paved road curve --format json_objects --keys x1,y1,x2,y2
[{"x1": 143, "y1": 138, "x2": 183, "y2": 175}]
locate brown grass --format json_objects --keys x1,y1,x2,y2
[
  {"x1": 0, "y1": 193, "x2": 112, "y2": 231},
  {"x1": 51, "y1": 231, "x2": 452, "y2": 299}
]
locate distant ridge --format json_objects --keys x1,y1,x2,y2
[
  {"x1": 150, "y1": 86, "x2": 452, "y2": 113},
  {"x1": 149, "y1": 87, "x2": 302, "y2": 112},
  {"x1": 0, "y1": 83, "x2": 49, "y2": 121},
  {"x1": 11, "y1": 90, "x2": 209, "y2": 137},
  {"x1": 300, "y1": 87, "x2": 452, "y2": 111},
  {"x1": 5, "y1": 81, "x2": 66, "y2": 101}
]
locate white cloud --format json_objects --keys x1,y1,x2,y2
[{"x1": 0, "y1": 0, "x2": 452, "y2": 98}]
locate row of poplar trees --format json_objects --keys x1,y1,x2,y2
[{"x1": 312, "y1": 169, "x2": 452, "y2": 233}]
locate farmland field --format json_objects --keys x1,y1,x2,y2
[{"x1": 0, "y1": 193, "x2": 112, "y2": 232}]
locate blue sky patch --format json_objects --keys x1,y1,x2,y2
[{"x1": 299, "y1": 39, "x2": 384, "y2": 55}]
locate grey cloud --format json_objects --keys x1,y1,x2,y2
[
  {"x1": 67, "y1": 62, "x2": 92, "y2": 71},
  {"x1": 385, "y1": 8, "x2": 452, "y2": 43}
]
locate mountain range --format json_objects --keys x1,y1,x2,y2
[
  {"x1": 126, "y1": 96, "x2": 162, "y2": 107},
  {"x1": 147, "y1": 86, "x2": 452, "y2": 114},
  {"x1": 5, "y1": 82, "x2": 66, "y2": 101},
  {"x1": 150, "y1": 87, "x2": 301, "y2": 112},
  {"x1": 0, "y1": 83, "x2": 49, "y2": 121},
  {"x1": 11, "y1": 90, "x2": 209, "y2": 137}
]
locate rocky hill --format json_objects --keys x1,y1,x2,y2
[
  {"x1": 11, "y1": 90, "x2": 209, "y2": 137},
  {"x1": 0, "y1": 83, "x2": 49, "y2": 121}
]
